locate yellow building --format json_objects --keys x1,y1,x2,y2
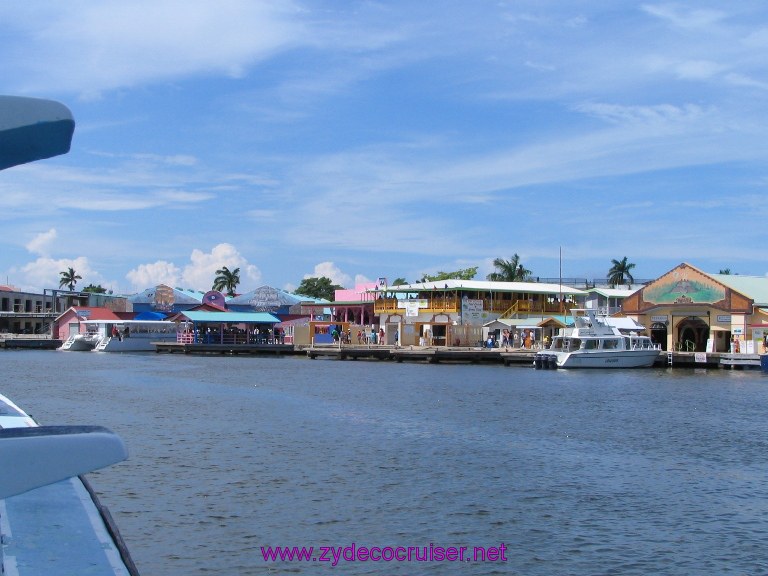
[
  {"x1": 622, "y1": 263, "x2": 768, "y2": 353},
  {"x1": 374, "y1": 279, "x2": 585, "y2": 347}
]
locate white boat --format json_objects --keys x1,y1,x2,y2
[
  {"x1": 59, "y1": 331, "x2": 101, "y2": 351},
  {"x1": 534, "y1": 309, "x2": 661, "y2": 369},
  {"x1": 0, "y1": 392, "x2": 137, "y2": 574},
  {"x1": 83, "y1": 319, "x2": 178, "y2": 352},
  {"x1": 0, "y1": 96, "x2": 139, "y2": 574}
]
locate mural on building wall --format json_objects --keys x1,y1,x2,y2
[
  {"x1": 203, "y1": 290, "x2": 226, "y2": 310},
  {"x1": 643, "y1": 267, "x2": 726, "y2": 305},
  {"x1": 153, "y1": 284, "x2": 176, "y2": 311},
  {"x1": 249, "y1": 286, "x2": 283, "y2": 311}
]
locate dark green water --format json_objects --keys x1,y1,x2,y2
[{"x1": 3, "y1": 350, "x2": 767, "y2": 575}]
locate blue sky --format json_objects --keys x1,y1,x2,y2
[{"x1": 2, "y1": 1, "x2": 767, "y2": 294}]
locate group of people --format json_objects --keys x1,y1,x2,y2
[
  {"x1": 496, "y1": 328, "x2": 541, "y2": 350},
  {"x1": 110, "y1": 324, "x2": 129, "y2": 341},
  {"x1": 354, "y1": 327, "x2": 390, "y2": 345}
]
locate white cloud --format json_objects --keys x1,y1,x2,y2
[
  {"x1": 25, "y1": 228, "x2": 57, "y2": 256},
  {"x1": 641, "y1": 4, "x2": 726, "y2": 29},
  {"x1": 18, "y1": 256, "x2": 94, "y2": 292},
  {"x1": 126, "y1": 261, "x2": 181, "y2": 290},
  {"x1": 573, "y1": 102, "x2": 708, "y2": 126},
  {"x1": 1, "y1": 1, "x2": 306, "y2": 97},
  {"x1": 305, "y1": 262, "x2": 351, "y2": 288},
  {"x1": 126, "y1": 244, "x2": 261, "y2": 292}
]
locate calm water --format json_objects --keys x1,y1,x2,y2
[{"x1": 2, "y1": 350, "x2": 768, "y2": 575}]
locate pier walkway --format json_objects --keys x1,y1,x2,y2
[
  {"x1": 149, "y1": 342, "x2": 762, "y2": 369},
  {"x1": 306, "y1": 346, "x2": 537, "y2": 366}
]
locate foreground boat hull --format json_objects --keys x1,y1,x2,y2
[
  {"x1": 96, "y1": 335, "x2": 176, "y2": 352},
  {"x1": 0, "y1": 393, "x2": 136, "y2": 575}
]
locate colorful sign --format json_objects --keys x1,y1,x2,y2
[
  {"x1": 461, "y1": 299, "x2": 485, "y2": 325},
  {"x1": 644, "y1": 267, "x2": 725, "y2": 305}
]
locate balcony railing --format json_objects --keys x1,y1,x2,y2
[{"x1": 374, "y1": 297, "x2": 571, "y2": 316}]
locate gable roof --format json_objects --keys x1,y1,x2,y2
[
  {"x1": 55, "y1": 306, "x2": 121, "y2": 322},
  {"x1": 588, "y1": 287, "x2": 639, "y2": 298}
]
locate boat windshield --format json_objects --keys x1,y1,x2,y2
[
  {"x1": 0, "y1": 399, "x2": 25, "y2": 417},
  {"x1": 565, "y1": 338, "x2": 581, "y2": 351}
]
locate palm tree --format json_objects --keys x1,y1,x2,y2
[
  {"x1": 212, "y1": 266, "x2": 241, "y2": 296},
  {"x1": 607, "y1": 257, "x2": 636, "y2": 287},
  {"x1": 486, "y1": 254, "x2": 532, "y2": 282},
  {"x1": 58, "y1": 267, "x2": 82, "y2": 291}
]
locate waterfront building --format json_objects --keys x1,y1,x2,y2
[
  {"x1": 621, "y1": 262, "x2": 768, "y2": 353},
  {"x1": 0, "y1": 285, "x2": 60, "y2": 335},
  {"x1": 329, "y1": 282, "x2": 379, "y2": 326},
  {"x1": 171, "y1": 310, "x2": 281, "y2": 345},
  {"x1": 374, "y1": 279, "x2": 586, "y2": 347},
  {"x1": 53, "y1": 306, "x2": 124, "y2": 342},
  {"x1": 584, "y1": 286, "x2": 638, "y2": 315},
  {"x1": 0, "y1": 286, "x2": 128, "y2": 336}
]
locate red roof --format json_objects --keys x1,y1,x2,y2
[{"x1": 69, "y1": 306, "x2": 121, "y2": 321}]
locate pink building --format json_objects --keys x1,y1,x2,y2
[{"x1": 331, "y1": 282, "x2": 379, "y2": 325}]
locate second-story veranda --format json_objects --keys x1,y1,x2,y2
[{"x1": 372, "y1": 279, "x2": 587, "y2": 321}]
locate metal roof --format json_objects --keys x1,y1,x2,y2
[
  {"x1": 711, "y1": 274, "x2": 768, "y2": 305},
  {"x1": 381, "y1": 279, "x2": 586, "y2": 295},
  {"x1": 587, "y1": 287, "x2": 639, "y2": 298},
  {"x1": 180, "y1": 311, "x2": 280, "y2": 323},
  {"x1": 226, "y1": 285, "x2": 319, "y2": 306}
]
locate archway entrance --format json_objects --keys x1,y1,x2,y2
[
  {"x1": 651, "y1": 322, "x2": 668, "y2": 351},
  {"x1": 676, "y1": 317, "x2": 709, "y2": 352}
]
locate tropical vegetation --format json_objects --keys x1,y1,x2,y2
[
  {"x1": 295, "y1": 276, "x2": 342, "y2": 301},
  {"x1": 58, "y1": 267, "x2": 81, "y2": 291},
  {"x1": 607, "y1": 257, "x2": 636, "y2": 287},
  {"x1": 486, "y1": 254, "x2": 532, "y2": 282},
  {"x1": 420, "y1": 267, "x2": 478, "y2": 282},
  {"x1": 212, "y1": 266, "x2": 241, "y2": 296}
]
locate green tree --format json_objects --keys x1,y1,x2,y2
[
  {"x1": 295, "y1": 276, "x2": 342, "y2": 301},
  {"x1": 58, "y1": 267, "x2": 82, "y2": 291},
  {"x1": 212, "y1": 266, "x2": 241, "y2": 296},
  {"x1": 391, "y1": 277, "x2": 408, "y2": 286},
  {"x1": 82, "y1": 283, "x2": 108, "y2": 293},
  {"x1": 607, "y1": 257, "x2": 636, "y2": 287},
  {"x1": 486, "y1": 254, "x2": 532, "y2": 282},
  {"x1": 420, "y1": 267, "x2": 478, "y2": 282},
  {"x1": 719, "y1": 268, "x2": 732, "y2": 275}
]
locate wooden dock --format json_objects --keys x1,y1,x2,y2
[
  {"x1": 154, "y1": 342, "x2": 300, "y2": 356},
  {"x1": 146, "y1": 342, "x2": 764, "y2": 370},
  {"x1": 0, "y1": 336, "x2": 61, "y2": 349},
  {"x1": 306, "y1": 345, "x2": 537, "y2": 365}
]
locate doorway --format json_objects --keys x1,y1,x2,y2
[
  {"x1": 676, "y1": 317, "x2": 709, "y2": 352},
  {"x1": 651, "y1": 322, "x2": 668, "y2": 351}
]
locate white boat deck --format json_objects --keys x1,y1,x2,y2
[
  {"x1": 2, "y1": 478, "x2": 133, "y2": 575},
  {"x1": 0, "y1": 398, "x2": 137, "y2": 575}
]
